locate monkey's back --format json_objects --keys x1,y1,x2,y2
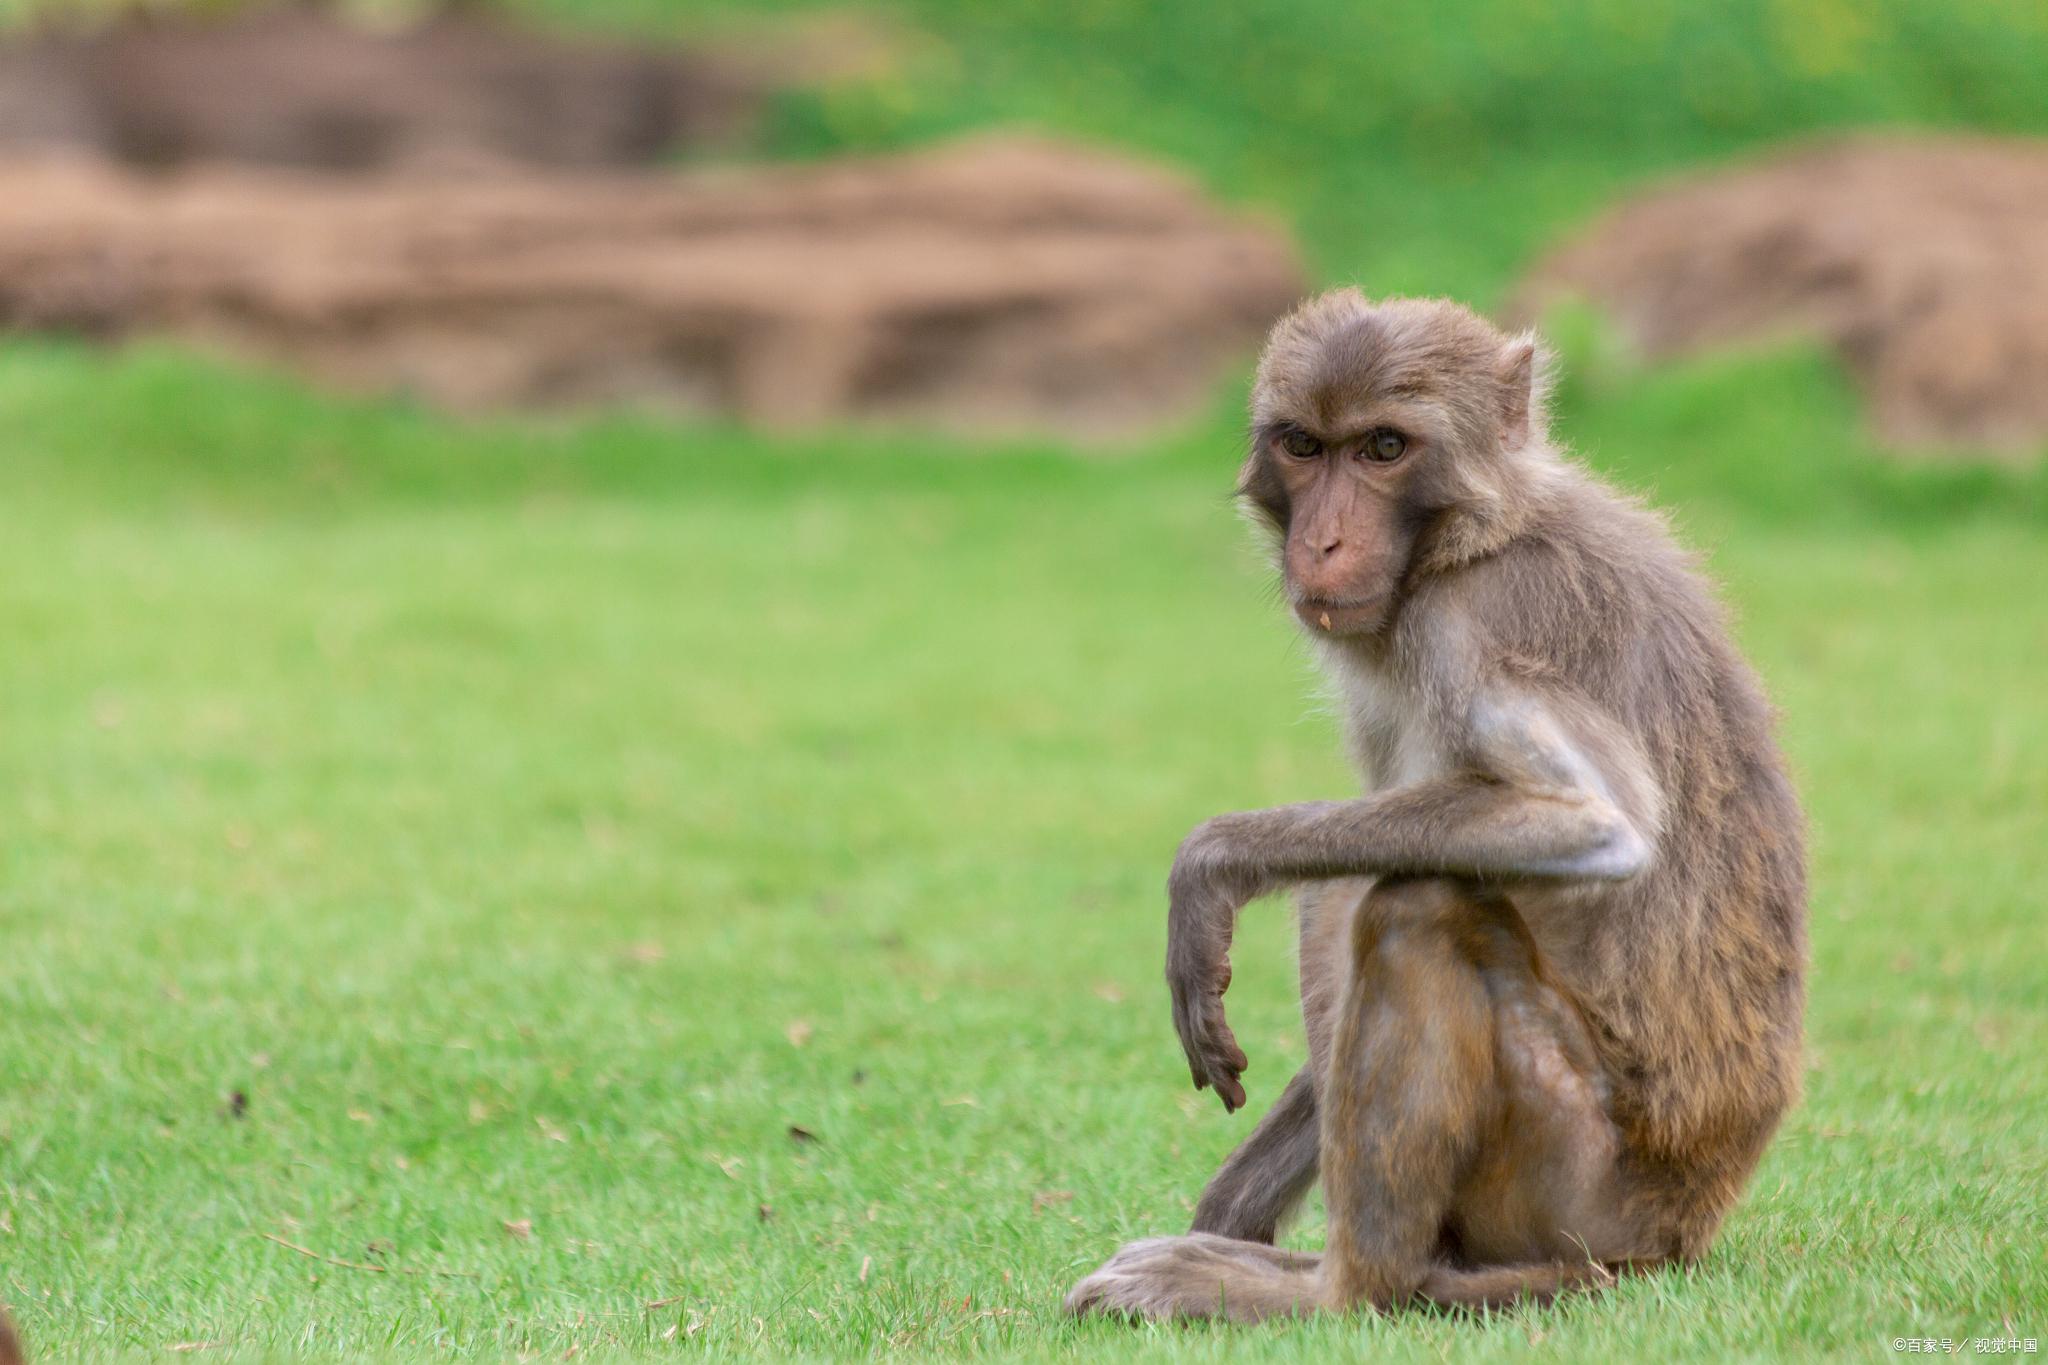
[{"x1": 1456, "y1": 466, "x2": 1808, "y2": 1253}]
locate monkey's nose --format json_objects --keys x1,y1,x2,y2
[{"x1": 1316, "y1": 535, "x2": 1343, "y2": 558}]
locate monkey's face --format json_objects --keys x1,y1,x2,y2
[
  {"x1": 1239, "y1": 293, "x2": 1539, "y2": 638},
  {"x1": 1251, "y1": 420, "x2": 1427, "y2": 636}
]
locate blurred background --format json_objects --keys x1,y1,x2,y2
[{"x1": 0, "y1": 0, "x2": 2043, "y2": 1357}]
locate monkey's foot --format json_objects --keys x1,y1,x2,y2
[{"x1": 1064, "y1": 1233, "x2": 1323, "y2": 1323}]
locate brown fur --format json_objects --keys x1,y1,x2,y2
[
  {"x1": 1067, "y1": 292, "x2": 1806, "y2": 1322},
  {"x1": 0, "y1": 1305, "x2": 22, "y2": 1365}
]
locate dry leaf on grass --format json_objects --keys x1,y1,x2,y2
[
  {"x1": 785, "y1": 1019, "x2": 814, "y2": 1047},
  {"x1": 502, "y1": 1218, "x2": 533, "y2": 1239}
]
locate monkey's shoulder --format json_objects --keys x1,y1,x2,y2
[{"x1": 1412, "y1": 480, "x2": 1727, "y2": 683}]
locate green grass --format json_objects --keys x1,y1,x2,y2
[{"x1": 3, "y1": 0, "x2": 2048, "y2": 1358}]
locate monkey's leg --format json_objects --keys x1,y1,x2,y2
[
  {"x1": 1416, "y1": 1259, "x2": 1624, "y2": 1309},
  {"x1": 1326, "y1": 879, "x2": 1647, "y2": 1311},
  {"x1": 1068, "y1": 1068, "x2": 1324, "y2": 1319},
  {"x1": 1070, "y1": 879, "x2": 1650, "y2": 1322},
  {"x1": 1188, "y1": 1066, "x2": 1319, "y2": 1243},
  {"x1": 1065, "y1": 1232, "x2": 1322, "y2": 1322},
  {"x1": 1318, "y1": 876, "x2": 1500, "y2": 1308},
  {"x1": 1065, "y1": 877, "x2": 1482, "y2": 1323}
]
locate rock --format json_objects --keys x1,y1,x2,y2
[
  {"x1": 1514, "y1": 134, "x2": 2048, "y2": 453},
  {"x1": 0, "y1": 5, "x2": 770, "y2": 174},
  {"x1": 0, "y1": 137, "x2": 1305, "y2": 439}
]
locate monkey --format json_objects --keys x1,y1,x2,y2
[
  {"x1": 1065, "y1": 292, "x2": 1806, "y2": 1321},
  {"x1": 0, "y1": 1304, "x2": 21, "y2": 1365}
]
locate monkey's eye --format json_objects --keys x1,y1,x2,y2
[
  {"x1": 1279, "y1": 428, "x2": 1323, "y2": 459},
  {"x1": 1364, "y1": 430, "x2": 1407, "y2": 462}
]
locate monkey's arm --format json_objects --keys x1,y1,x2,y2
[
  {"x1": 1168, "y1": 688, "x2": 1659, "y2": 1108},
  {"x1": 1189, "y1": 694, "x2": 1655, "y2": 886}
]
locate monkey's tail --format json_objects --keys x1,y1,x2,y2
[{"x1": 1416, "y1": 1257, "x2": 1654, "y2": 1311}]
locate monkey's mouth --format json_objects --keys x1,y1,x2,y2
[{"x1": 1293, "y1": 595, "x2": 1386, "y2": 635}]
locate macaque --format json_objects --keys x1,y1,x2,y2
[{"x1": 1067, "y1": 293, "x2": 1806, "y2": 1319}]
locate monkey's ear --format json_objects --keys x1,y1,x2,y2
[{"x1": 1496, "y1": 334, "x2": 1544, "y2": 451}]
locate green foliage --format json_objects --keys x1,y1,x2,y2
[
  {"x1": 669, "y1": 0, "x2": 2048, "y2": 290},
  {"x1": 1, "y1": 339, "x2": 2044, "y2": 1360},
  {"x1": 1, "y1": 0, "x2": 2046, "y2": 1359}
]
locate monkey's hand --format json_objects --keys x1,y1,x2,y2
[{"x1": 1165, "y1": 816, "x2": 1272, "y2": 1113}]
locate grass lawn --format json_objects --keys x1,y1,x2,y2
[{"x1": 4, "y1": 0, "x2": 2048, "y2": 1359}]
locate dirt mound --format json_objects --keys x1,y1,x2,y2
[
  {"x1": 1515, "y1": 135, "x2": 2048, "y2": 452},
  {"x1": 0, "y1": 137, "x2": 1304, "y2": 437},
  {"x1": 0, "y1": 5, "x2": 778, "y2": 173}
]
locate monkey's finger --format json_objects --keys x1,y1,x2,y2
[
  {"x1": 1169, "y1": 982, "x2": 1221, "y2": 1085},
  {"x1": 1207, "y1": 1024, "x2": 1250, "y2": 1110},
  {"x1": 1206, "y1": 1012, "x2": 1248, "y2": 1073},
  {"x1": 1184, "y1": 1035, "x2": 1216, "y2": 1092},
  {"x1": 1200, "y1": 1047, "x2": 1245, "y2": 1111},
  {"x1": 1224, "y1": 1034, "x2": 1249, "y2": 1074},
  {"x1": 1179, "y1": 1025, "x2": 1209, "y2": 1090},
  {"x1": 1173, "y1": 1025, "x2": 1208, "y2": 1090},
  {"x1": 1216, "y1": 1067, "x2": 1244, "y2": 1108}
]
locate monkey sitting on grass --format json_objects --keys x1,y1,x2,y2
[{"x1": 1067, "y1": 292, "x2": 1806, "y2": 1320}]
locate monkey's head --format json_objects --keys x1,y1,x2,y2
[{"x1": 1240, "y1": 291, "x2": 1552, "y2": 637}]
